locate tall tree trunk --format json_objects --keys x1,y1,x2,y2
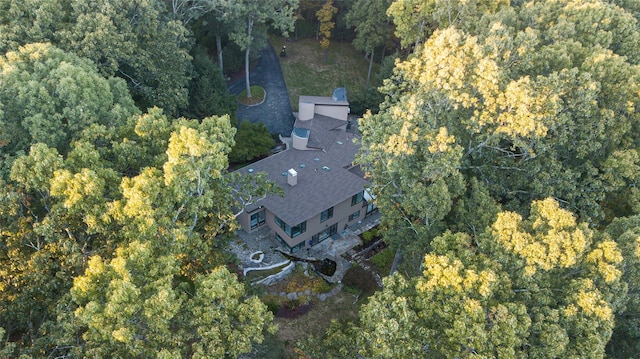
[
  {"x1": 389, "y1": 248, "x2": 403, "y2": 276},
  {"x1": 245, "y1": 47, "x2": 251, "y2": 98},
  {"x1": 414, "y1": 19, "x2": 426, "y2": 51},
  {"x1": 366, "y1": 48, "x2": 374, "y2": 89},
  {"x1": 216, "y1": 35, "x2": 224, "y2": 75},
  {"x1": 245, "y1": 18, "x2": 254, "y2": 98}
]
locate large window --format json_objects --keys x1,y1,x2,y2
[
  {"x1": 349, "y1": 210, "x2": 360, "y2": 222},
  {"x1": 309, "y1": 223, "x2": 338, "y2": 246},
  {"x1": 320, "y1": 207, "x2": 334, "y2": 223},
  {"x1": 351, "y1": 191, "x2": 364, "y2": 206},
  {"x1": 290, "y1": 221, "x2": 306, "y2": 238},
  {"x1": 275, "y1": 216, "x2": 306, "y2": 238},
  {"x1": 250, "y1": 209, "x2": 266, "y2": 229}
]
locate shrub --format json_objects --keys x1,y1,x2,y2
[
  {"x1": 371, "y1": 248, "x2": 395, "y2": 273},
  {"x1": 342, "y1": 265, "x2": 378, "y2": 297},
  {"x1": 361, "y1": 227, "x2": 380, "y2": 244}
]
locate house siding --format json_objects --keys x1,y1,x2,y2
[{"x1": 314, "y1": 104, "x2": 349, "y2": 121}]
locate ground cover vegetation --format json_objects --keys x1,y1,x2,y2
[{"x1": 2, "y1": 0, "x2": 640, "y2": 358}]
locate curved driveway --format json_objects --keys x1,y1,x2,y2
[{"x1": 227, "y1": 44, "x2": 296, "y2": 136}]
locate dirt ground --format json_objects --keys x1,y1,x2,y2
[{"x1": 275, "y1": 290, "x2": 362, "y2": 358}]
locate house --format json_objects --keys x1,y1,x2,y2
[{"x1": 235, "y1": 88, "x2": 377, "y2": 252}]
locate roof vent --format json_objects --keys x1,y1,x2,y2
[
  {"x1": 287, "y1": 168, "x2": 298, "y2": 186},
  {"x1": 336, "y1": 140, "x2": 343, "y2": 145},
  {"x1": 300, "y1": 164, "x2": 306, "y2": 168},
  {"x1": 247, "y1": 168, "x2": 254, "y2": 173},
  {"x1": 322, "y1": 166, "x2": 330, "y2": 171},
  {"x1": 313, "y1": 157, "x2": 320, "y2": 162}
]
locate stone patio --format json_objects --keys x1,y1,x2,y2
[{"x1": 230, "y1": 211, "x2": 381, "y2": 283}]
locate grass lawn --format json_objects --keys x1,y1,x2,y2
[
  {"x1": 237, "y1": 85, "x2": 265, "y2": 106},
  {"x1": 270, "y1": 36, "x2": 378, "y2": 111}
]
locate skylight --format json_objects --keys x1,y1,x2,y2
[
  {"x1": 336, "y1": 140, "x2": 343, "y2": 145},
  {"x1": 300, "y1": 164, "x2": 306, "y2": 168},
  {"x1": 247, "y1": 168, "x2": 254, "y2": 173},
  {"x1": 322, "y1": 166, "x2": 330, "y2": 171},
  {"x1": 313, "y1": 157, "x2": 320, "y2": 162}
]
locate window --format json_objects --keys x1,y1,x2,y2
[
  {"x1": 289, "y1": 221, "x2": 306, "y2": 238},
  {"x1": 275, "y1": 216, "x2": 306, "y2": 238},
  {"x1": 310, "y1": 223, "x2": 338, "y2": 246},
  {"x1": 250, "y1": 209, "x2": 266, "y2": 230},
  {"x1": 349, "y1": 210, "x2": 360, "y2": 222},
  {"x1": 275, "y1": 233, "x2": 292, "y2": 252},
  {"x1": 320, "y1": 207, "x2": 334, "y2": 223},
  {"x1": 366, "y1": 202, "x2": 377, "y2": 217},
  {"x1": 351, "y1": 191, "x2": 364, "y2": 206}
]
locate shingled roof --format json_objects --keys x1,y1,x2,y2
[{"x1": 240, "y1": 115, "x2": 366, "y2": 226}]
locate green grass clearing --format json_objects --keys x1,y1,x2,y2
[{"x1": 271, "y1": 36, "x2": 378, "y2": 111}]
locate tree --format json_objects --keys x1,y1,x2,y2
[
  {"x1": 316, "y1": 0, "x2": 338, "y2": 62},
  {"x1": 604, "y1": 216, "x2": 640, "y2": 356},
  {"x1": 59, "y1": 240, "x2": 275, "y2": 358},
  {"x1": 187, "y1": 46, "x2": 238, "y2": 120},
  {"x1": 0, "y1": 42, "x2": 138, "y2": 178},
  {"x1": 171, "y1": 0, "x2": 244, "y2": 75},
  {"x1": 386, "y1": 0, "x2": 508, "y2": 51},
  {"x1": 324, "y1": 199, "x2": 625, "y2": 358},
  {"x1": 0, "y1": 0, "x2": 194, "y2": 113},
  {"x1": 0, "y1": 107, "x2": 280, "y2": 355},
  {"x1": 357, "y1": 1, "x2": 640, "y2": 274},
  {"x1": 346, "y1": 0, "x2": 392, "y2": 88},
  {"x1": 229, "y1": 0, "x2": 298, "y2": 98},
  {"x1": 229, "y1": 120, "x2": 275, "y2": 163}
]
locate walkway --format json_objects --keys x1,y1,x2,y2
[
  {"x1": 227, "y1": 44, "x2": 296, "y2": 136},
  {"x1": 230, "y1": 211, "x2": 381, "y2": 284}
]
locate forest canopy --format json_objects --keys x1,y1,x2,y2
[{"x1": 2, "y1": 0, "x2": 640, "y2": 358}]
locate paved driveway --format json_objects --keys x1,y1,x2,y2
[{"x1": 227, "y1": 44, "x2": 296, "y2": 136}]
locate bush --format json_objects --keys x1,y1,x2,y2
[
  {"x1": 349, "y1": 87, "x2": 384, "y2": 116},
  {"x1": 371, "y1": 248, "x2": 395, "y2": 273},
  {"x1": 229, "y1": 120, "x2": 275, "y2": 164},
  {"x1": 342, "y1": 265, "x2": 378, "y2": 297},
  {"x1": 262, "y1": 295, "x2": 283, "y2": 314},
  {"x1": 361, "y1": 227, "x2": 380, "y2": 244}
]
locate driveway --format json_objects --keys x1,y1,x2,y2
[{"x1": 227, "y1": 44, "x2": 296, "y2": 137}]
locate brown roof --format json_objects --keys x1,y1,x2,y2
[{"x1": 239, "y1": 116, "x2": 366, "y2": 225}]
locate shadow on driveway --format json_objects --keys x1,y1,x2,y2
[{"x1": 227, "y1": 44, "x2": 296, "y2": 137}]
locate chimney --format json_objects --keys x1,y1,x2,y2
[{"x1": 287, "y1": 168, "x2": 297, "y2": 186}]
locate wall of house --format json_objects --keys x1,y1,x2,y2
[
  {"x1": 315, "y1": 104, "x2": 349, "y2": 121},
  {"x1": 237, "y1": 210, "x2": 251, "y2": 231},
  {"x1": 238, "y1": 197, "x2": 372, "y2": 253},
  {"x1": 270, "y1": 193, "x2": 367, "y2": 252}
]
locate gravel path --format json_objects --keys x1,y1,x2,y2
[{"x1": 227, "y1": 44, "x2": 296, "y2": 136}]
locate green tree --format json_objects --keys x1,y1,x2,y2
[
  {"x1": 316, "y1": 0, "x2": 338, "y2": 62},
  {"x1": 229, "y1": 0, "x2": 298, "y2": 98},
  {"x1": 326, "y1": 199, "x2": 624, "y2": 358},
  {"x1": 60, "y1": 240, "x2": 275, "y2": 358},
  {"x1": 0, "y1": 42, "x2": 138, "y2": 177},
  {"x1": 386, "y1": 0, "x2": 508, "y2": 51},
  {"x1": 0, "y1": 108, "x2": 279, "y2": 355},
  {"x1": 358, "y1": 1, "x2": 640, "y2": 274},
  {"x1": 346, "y1": 0, "x2": 392, "y2": 88},
  {"x1": 0, "y1": 0, "x2": 193, "y2": 113},
  {"x1": 187, "y1": 46, "x2": 238, "y2": 120},
  {"x1": 604, "y1": 216, "x2": 640, "y2": 356},
  {"x1": 229, "y1": 120, "x2": 275, "y2": 164}
]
